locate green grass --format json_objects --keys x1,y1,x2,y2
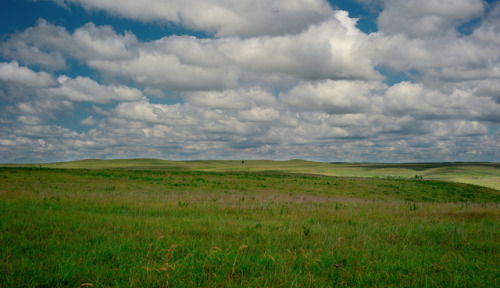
[
  {"x1": 1, "y1": 167, "x2": 499, "y2": 287},
  {"x1": 9, "y1": 159, "x2": 499, "y2": 190}
]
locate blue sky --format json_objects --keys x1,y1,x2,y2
[{"x1": 1, "y1": 0, "x2": 499, "y2": 163}]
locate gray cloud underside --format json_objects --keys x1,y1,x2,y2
[{"x1": 1, "y1": 0, "x2": 499, "y2": 163}]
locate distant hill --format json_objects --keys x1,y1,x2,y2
[{"x1": 3, "y1": 159, "x2": 499, "y2": 191}]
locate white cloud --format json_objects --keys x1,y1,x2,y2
[
  {"x1": 469, "y1": 80, "x2": 500, "y2": 103},
  {"x1": 158, "y1": 36, "x2": 228, "y2": 67},
  {"x1": 2, "y1": 21, "x2": 237, "y2": 91},
  {"x1": 80, "y1": 116, "x2": 97, "y2": 125},
  {"x1": 71, "y1": 22, "x2": 138, "y2": 60},
  {"x1": 184, "y1": 88, "x2": 277, "y2": 110},
  {"x1": 0, "y1": 40, "x2": 67, "y2": 70},
  {"x1": 238, "y1": 107, "x2": 280, "y2": 122},
  {"x1": 1, "y1": 1, "x2": 500, "y2": 163},
  {"x1": 16, "y1": 98, "x2": 73, "y2": 120},
  {"x1": 2, "y1": 14, "x2": 383, "y2": 92},
  {"x1": 44, "y1": 75, "x2": 144, "y2": 103},
  {"x1": 0, "y1": 20, "x2": 137, "y2": 70},
  {"x1": 0, "y1": 61, "x2": 56, "y2": 88},
  {"x1": 430, "y1": 120, "x2": 488, "y2": 138},
  {"x1": 471, "y1": 2, "x2": 500, "y2": 45},
  {"x1": 143, "y1": 87, "x2": 166, "y2": 98},
  {"x1": 281, "y1": 80, "x2": 384, "y2": 114},
  {"x1": 369, "y1": 33, "x2": 489, "y2": 75},
  {"x1": 54, "y1": 0, "x2": 333, "y2": 37},
  {"x1": 377, "y1": 0, "x2": 484, "y2": 37},
  {"x1": 369, "y1": 2, "x2": 500, "y2": 85},
  {"x1": 382, "y1": 81, "x2": 500, "y2": 122},
  {"x1": 219, "y1": 12, "x2": 381, "y2": 81},
  {"x1": 111, "y1": 100, "x2": 187, "y2": 125},
  {"x1": 87, "y1": 13, "x2": 383, "y2": 90},
  {"x1": 0, "y1": 20, "x2": 70, "y2": 70},
  {"x1": 89, "y1": 36, "x2": 238, "y2": 91}
]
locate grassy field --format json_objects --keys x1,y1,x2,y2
[
  {"x1": 0, "y1": 165, "x2": 499, "y2": 287},
  {"x1": 15, "y1": 159, "x2": 500, "y2": 190}
]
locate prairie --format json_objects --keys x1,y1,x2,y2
[
  {"x1": 14, "y1": 159, "x2": 499, "y2": 190},
  {"x1": 0, "y1": 162, "x2": 499, "y2": 287}
]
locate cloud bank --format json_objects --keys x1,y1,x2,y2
[{"x1": 0, "y1": 0, "x2": 499, "y2": 163}]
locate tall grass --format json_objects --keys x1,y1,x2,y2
[{"x1": 0, "y1": 167, "x2": 498, "y2": 287}]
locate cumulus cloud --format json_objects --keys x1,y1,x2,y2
[
  {"x1": 471, "y1": 2, "x2": 500, "y2": 45},
  {"x1": 281, "y1": 80, "x2": 384, "y2": 114},
  {"x1": 143, "y1": 87, "x2": 166, "y2": 98},
  {"x1": 52, "y1": 0, "x2": 333, "y2": 37},
  {"x1": 1, "y1": 0, "x2": 500, "y2": 163},
  {"x1": 72, "y1": 23, "x2": 138, "y2": 59},
  {"x1": 0, "y1": 19, "x2": 137, "y2": 70},
  {"x1": 382, "y1": 82, "x2": 474, "y2": 118},
  {"x1": 111, "y1": 100, "x2": 188, "y2": 125},
  {"x1": 238, "y1": 107, "x2": 280, "y2": 122},
  {"x1": 1, "y1": 13, "x2": 383, "y2": 92},
  {"x1": 0, "y1": 20, "x2": 72, "y2": 70},
  {"x1": 110, "y1": 94, "x2": 280, "y2": 130},
  {"x1": 80, "y1": 116, "x2": 97, "y2": 126},
  {"x1": 369, "y1": 32, "x2": 494, "y2": 78},
  {"x1": 15, "y1": 98, "x2": 73, "y2": 120},
  {"x1": 87, "y1": 11, "x2": 383, "y2": 91},
  {"x1": 0, "y1": 61, "x2": 56, "y2": 88},
  {"x1": 220, "y1": 11, "x2": 381, "y2": 81},
  {"x1": 184, "y1": 88, "x2": 277, "y2": 110},
  {"x1": 470, "y1": 80, "x2": 500, "y2": 103},
  {"x1": 0, "y1": 20, "x2": 69, "y2": 70},
  {"x1": 0, "y1": 124, "x2": 120, "y2": 163},
  {"x1": 89, "y1": 36, "x2": 238, "y2": 91},
  {"x1": 44, "y1": 75, "x2": 144, "y2": 103},
  {"x1": 376, "y1": 0, "x2": 485, "y2": 37},
  {"x1": 430, "y1": 120, "x2": 488, "y2": 138},
  {"x1": 0, "y1": 40, "x2": 67, "y2": 71},
  {"x1": 369, "y1": 2, "x2": 500, "y2": 90}
]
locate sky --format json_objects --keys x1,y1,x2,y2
[{"x1": 0, "y1": 0, "x2": 499, "y2": 163}]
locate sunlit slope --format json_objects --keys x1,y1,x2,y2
[
  {"x1": 38, "y1": 158, "x2": 192, "y2": 169},
  {"x1": 10, "y1": 159, "x2": 500, "y2": 190}
]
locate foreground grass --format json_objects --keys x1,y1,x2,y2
[{"x1": 1, "y1": 168, "x2": 499, "y2": 287}]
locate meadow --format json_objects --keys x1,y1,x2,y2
[
  {"x1": 25, "y1": 159, "x2": 500, "y2": 190},
  {"x1": 0, "y1": 161, "x2": 499, "y2": 287}
]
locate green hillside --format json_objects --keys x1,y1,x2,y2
[{"x1": 9, "y1": 159, "x2": 499, "y2": 190}]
